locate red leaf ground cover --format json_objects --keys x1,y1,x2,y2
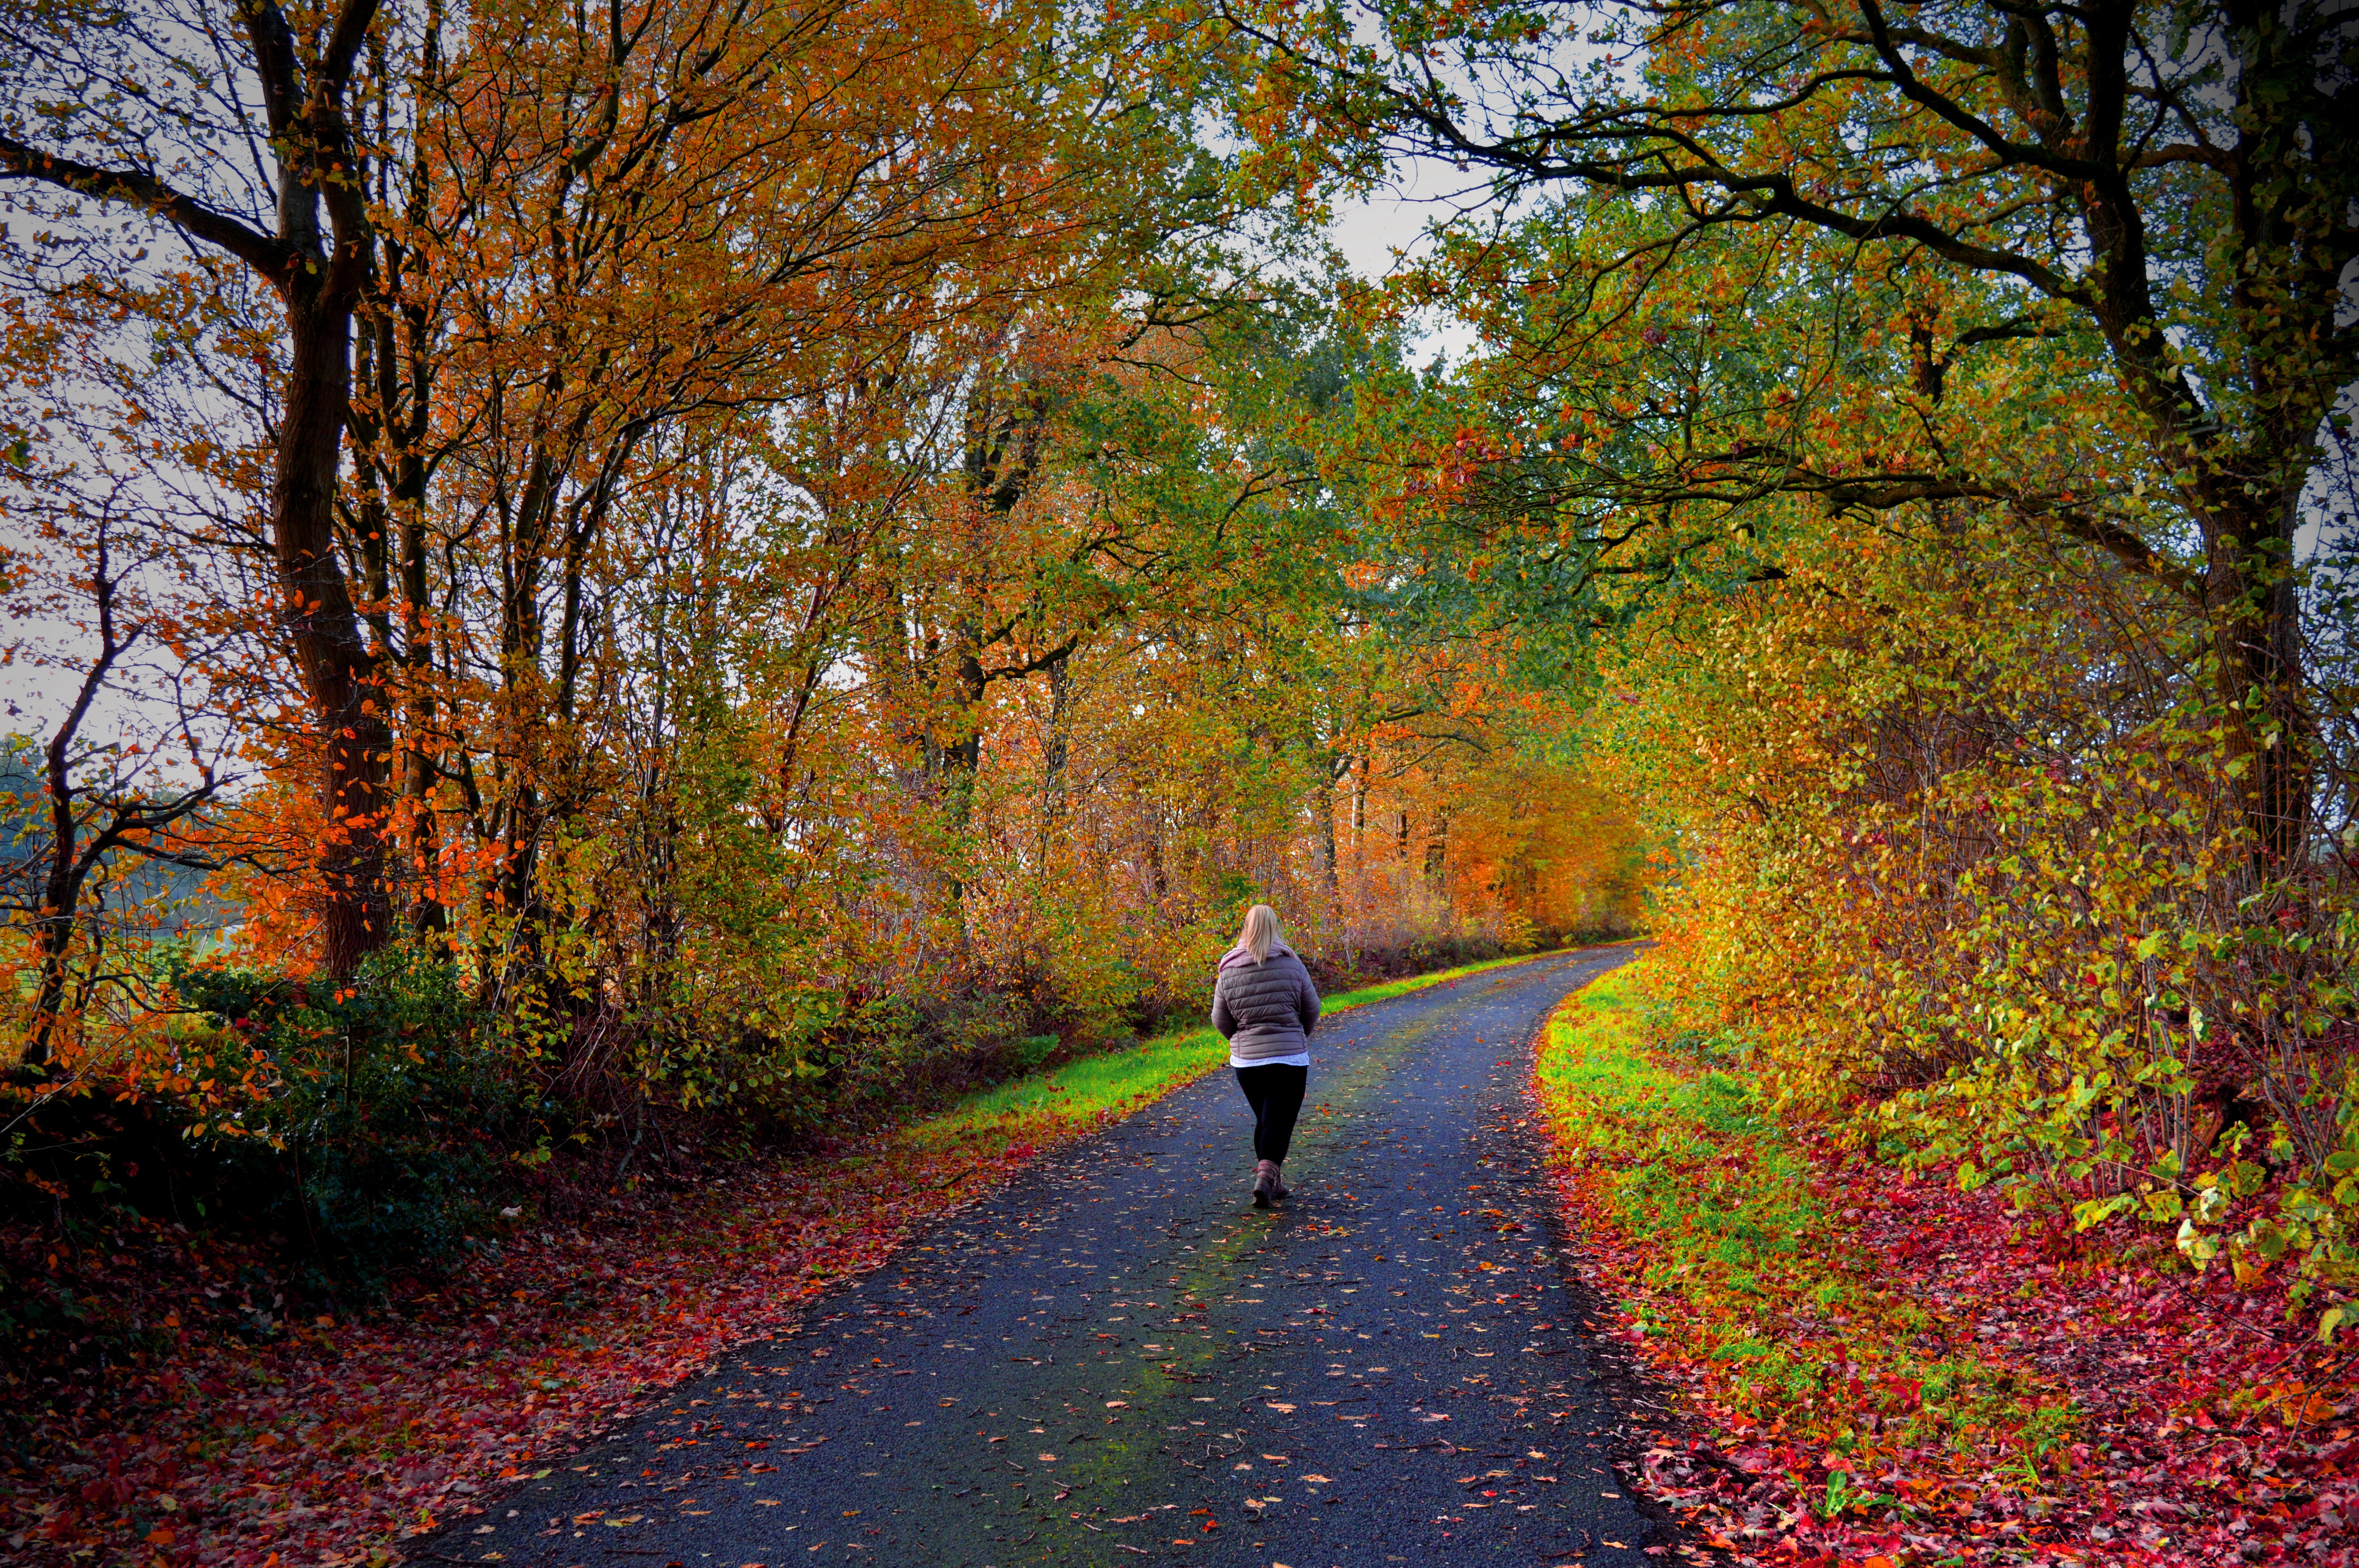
[
  {"x1": 0, "y1": 1130, "x2": 1058, "y2": 1567},
  {"x1": 1540, "y1": 1053, "x2": 2359, "y2": 1564}
]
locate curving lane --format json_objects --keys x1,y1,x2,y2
[{"x1": 420, "y1": 944, "x2": 1680, "y2": 1568}]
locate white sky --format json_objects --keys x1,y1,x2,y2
[{"x1": 1323, "y1": 156, "x2": 1487, "y2": 370}]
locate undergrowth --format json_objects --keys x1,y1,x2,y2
[{"x1": 1536, "y1": 966, "x2": 2074, "y2": 1524}]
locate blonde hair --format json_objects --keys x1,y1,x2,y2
[{"x1": 1234, "y1": 904, "x2": 1281, "y2": 964}]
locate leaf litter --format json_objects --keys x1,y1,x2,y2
[{"x1": 1536, "y1": 978, "x2": 2359, "y2": 1566}]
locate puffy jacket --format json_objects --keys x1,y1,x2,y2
[{"x1": 1211, "y1": 943, "x2": 1322, "y2": 1063}]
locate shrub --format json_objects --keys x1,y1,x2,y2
[{"x1": 170, "y1": 941, "x2": 526, "y2": 1291}]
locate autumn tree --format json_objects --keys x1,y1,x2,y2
[
  {"x1": 403, "y1": 0, "x2": 1124, "y2": 1002},
  {"x1": 1225, "y1": 0, "x2": 2358, "y2": 864},
  {"x1": 0, "y1": 505, "x2": 231, "y2": 1070},
  {"x1": 1, "y1": 0, "x2": 1651, "y2": 1152},
  {"x1": 0, "y1": 0, "x2": 423, "y2": 969}
]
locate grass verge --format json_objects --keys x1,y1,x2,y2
[
  {"x1": 1543, "y1": 966, "x2": 2359, "y2": 1566},
  {"x1": 1534, "y1": 963, "x2": 2076, "y2": 1558},
  {"x1": 901, "y1": 946, "x2": 1585, "y2": 1154}
]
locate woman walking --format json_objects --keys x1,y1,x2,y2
[{"x1": 1211, "y1": 904, "x2": 1321, "y2": 1208}]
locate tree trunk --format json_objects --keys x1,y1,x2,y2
[
  {"x1": 1040, "y1": 649, "x2": 1074, "y2": 861},
  {"x1": 400, "y1": 481, "x2": 444, "y2": 935},
  {"x1": 25, "y1": 735, "x2": 94, "y2": 1072},
  {"x1": 942, "y1": 642, "x2": 989, "y2": 837},
  {"x1": 277, "y1": 279, "x2": 393, "y2": 973},
  {"x1": 2205, "y1": 499, "x2": 2310, "y2": 867},
  {"x1": 1314, "y1": 753, "x2": 1343, "y2": 898}
]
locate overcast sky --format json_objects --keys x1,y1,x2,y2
[{"x1": 1323, "y1": 157, "x2": 1487, "y2": 370}]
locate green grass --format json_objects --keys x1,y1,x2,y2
[
  {"x1": 900, "y1": 945, "x2": 1612, "y2": 1153},
  {"x1": 1541, "y1": 972, "x2": 1807, "y2": 1264},
  {"x1": 1536, "y1": 963, "x2": 2071, "y2": 1487}
]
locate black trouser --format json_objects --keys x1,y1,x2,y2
[{"x1": 1233, "y1": 1063, "x2": 1308, "y2": 1164}]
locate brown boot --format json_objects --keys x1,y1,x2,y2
[
  {"x1": 1252, "y1": 1159, "x2": 1281, "y2": 1208},
  {"x1": 1269, "y1": 1162, "x2": 1290, "y2": 1200}
]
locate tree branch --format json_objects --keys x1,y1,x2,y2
[{"x1": 0, "y1": 135, "x2": 292, "y2": 278}]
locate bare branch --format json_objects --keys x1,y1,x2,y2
[{"x1": 0, "y1": 134, "x2": 293, "y2": 279}]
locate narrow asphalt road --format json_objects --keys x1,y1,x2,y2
[{"x1": 423, "y1": 945, "x2": 1679, "y2": 1568}]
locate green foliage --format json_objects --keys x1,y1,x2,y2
[
  {"x1": 1538, "y1": 969, "x2": 2061, "y2": 1469},
  {"x1": 171, "y1": 942, "x2": 528, "y2": 1289}
]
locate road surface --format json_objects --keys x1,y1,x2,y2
[{"x1": 421, "y1": 945, "x2": 1680, "y2": 1567}]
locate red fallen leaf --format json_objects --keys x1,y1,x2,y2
[
  {"x1": 744, "y1": 1440, "x2": 768, "y2": 1449},
  {"x1": 1530, "y1": 1051, "x2": 2359, "y2": 1568}
]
